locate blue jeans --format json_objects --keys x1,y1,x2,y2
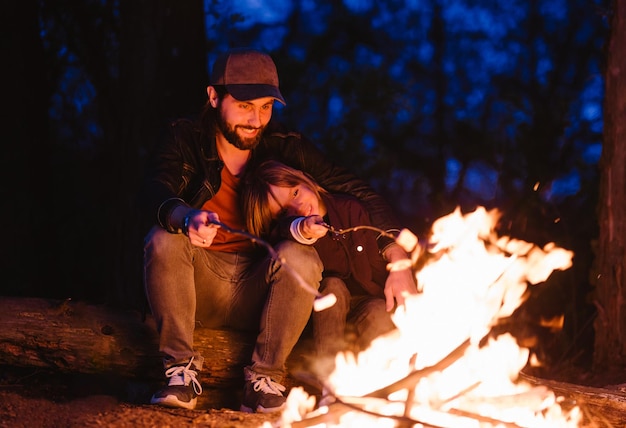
[
  {"x1": 313, "y1": 277, "x2": 396, "y2": 358},
  {"x1": 143, "y1": 226, "x2": 322, "y2": 382}
]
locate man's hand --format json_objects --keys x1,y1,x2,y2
[
  {"x1": 184, "y1": 209, "x2": 220, "y2": 247},
  {"x1": 383, "y1": 244, "x2": 418, "y2": 311}
]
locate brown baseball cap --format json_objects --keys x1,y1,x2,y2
[{"x1": 210, "y1": 49, "x2": 286, "y2": 105}]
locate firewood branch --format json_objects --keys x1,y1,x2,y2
[{"x1": 365, "y1": 338, "x2": 471, "y2": 399}]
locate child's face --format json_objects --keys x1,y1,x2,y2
[{"x1": 267, "y1": 184, "x2": 321, "y2": 219}]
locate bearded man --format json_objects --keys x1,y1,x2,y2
[{"x1": 141, "y1": 48, "x2": 414, "y2": 413}]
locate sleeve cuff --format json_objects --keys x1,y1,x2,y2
[
  {"x1": 290, "y1": 217, "x2": 318, "y2": 245},
  {"x1": 157, "y1": 197, "x2": 188, "y2": 233}
]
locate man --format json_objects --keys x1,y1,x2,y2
[{"x1": 141, "y1": 48, "x2": 416, "y2": 413}]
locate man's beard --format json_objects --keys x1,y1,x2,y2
[{"x1": 215, "y1": 108, "x2": 265, "y2": 150}]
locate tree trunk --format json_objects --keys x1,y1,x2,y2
[
  {"x1": 105, "y1": 0, "x2": 207, "y2": 308},
  {"x1": 2, "y1": 1, "x2": 55, "y2": 295},
  {"x1": 593, "y1": 0, "x2": 626, "y2": 370}
]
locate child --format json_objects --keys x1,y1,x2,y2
[{"x1": 242, "y1": 160, "x2": 414, "y2": 362}]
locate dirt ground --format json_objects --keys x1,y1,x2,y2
[
  {"x1": 1, "y1": 363, "x2": 626, "y2": 428},
  {"x1": 0, "y1": 365, "x2": 280, "y2": 428}
]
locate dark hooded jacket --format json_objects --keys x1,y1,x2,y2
[
  {"x1": 275, "y1": 193, "x2": 389, "y2": 297},
  {"x1": 313, "y1": 193, "x2": 389, "y2": 297}
]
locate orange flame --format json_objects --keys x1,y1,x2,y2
[{"x1": 272, "y1": 206, "x2": 580, "y2": 427}]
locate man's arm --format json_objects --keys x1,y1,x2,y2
[{"x1": 139, "y1": 119, "x2": 209, "y2": 233}]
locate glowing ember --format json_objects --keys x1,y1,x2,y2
[{"x1": 269, "y1": 206, "x2": 580, "y2": 428}]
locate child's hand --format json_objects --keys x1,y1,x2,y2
[
  {"x1": 301, "y1": 215, "x2": 329, "y2": 239},
  {"x1": 382, "y1": 244, "x2": 418, "y2": 311}
]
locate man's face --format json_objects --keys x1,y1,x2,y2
[{"x1": 215, "y1": 95, "x2": 274, "y2": 150}]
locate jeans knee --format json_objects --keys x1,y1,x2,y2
[
  {"x1": 354, "y1": 298, "x2": 395, "y2": 329},
  {"x1": 144, "y1": 226, "x2": 188, "y2": 260},
  {"x1": 274, "y1": 240, "x2": 323, "y2": 279},
  {"x1": 320, "y1": 277, "x2": 350, "y2": 308}
]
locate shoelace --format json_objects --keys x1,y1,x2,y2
[
  {"x1": 165, "y1": 357, "x2": 203, "y2": 395},
  {"x1": 251, "y1": 375, "x2": 286, "y2": 396}
]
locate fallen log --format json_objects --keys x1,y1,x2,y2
[
  {"x1": 0, "y1": 297, "x2": 258, "y2": 388},
  {"x1": 0, "y1": 297, "x2": 318, "y2": 408},
  {"x1": 520, "y1": 372, "x2": 626, "y2": 427}
]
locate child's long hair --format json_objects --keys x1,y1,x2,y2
[{"x1": 242, "y1": 160, "x2": 326, "y2": 237}]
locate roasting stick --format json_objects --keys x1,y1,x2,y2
[
  {"x1": 207, "y1": 219, "x2": 337, "y2": 311},
  {"x1": 319, "y1": 222, "x2": 397, "y2": 240},
  {"x1": 208, "y1": 219, "x2": 418, "y2": 311},
  {"x1": 319, "y1": 221, "x2": 420, "y2": 272}
]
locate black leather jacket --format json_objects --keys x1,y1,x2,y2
[{"x1": 141, "y1": 117, "x2": 400, "y2": 252}]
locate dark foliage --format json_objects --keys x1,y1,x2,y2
[{"x1": 2, "y1": 0, "x2": 610, "y2": 370}]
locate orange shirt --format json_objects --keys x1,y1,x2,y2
[{"x1": 201, "y1": 166, "x2": 255, "y2": 253}]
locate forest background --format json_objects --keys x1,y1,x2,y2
[{"x1": 3, "y1": 0, "x2": 613, "y2": 375}]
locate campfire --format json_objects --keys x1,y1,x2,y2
[{"x1": 269, "y1": 206, "x2": 581, "y2": 427}]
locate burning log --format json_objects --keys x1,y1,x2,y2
[
  {"x1": 297, "y1": 336, "x2": 577, "y2": 427},
  {"x1": 366, "y1": 338, "x2": 471, "y2": 399}
]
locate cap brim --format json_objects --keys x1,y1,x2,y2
[{"x1": 226, "y1": 84, "x2": 286, "y2": 105}]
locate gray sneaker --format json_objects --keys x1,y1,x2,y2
[
  {"x1": 240, "y1": 368, "x2": 287, "y2": 413},
  {"x1": 150, "y1": 358, "x2": 202, "y2": 410}
]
